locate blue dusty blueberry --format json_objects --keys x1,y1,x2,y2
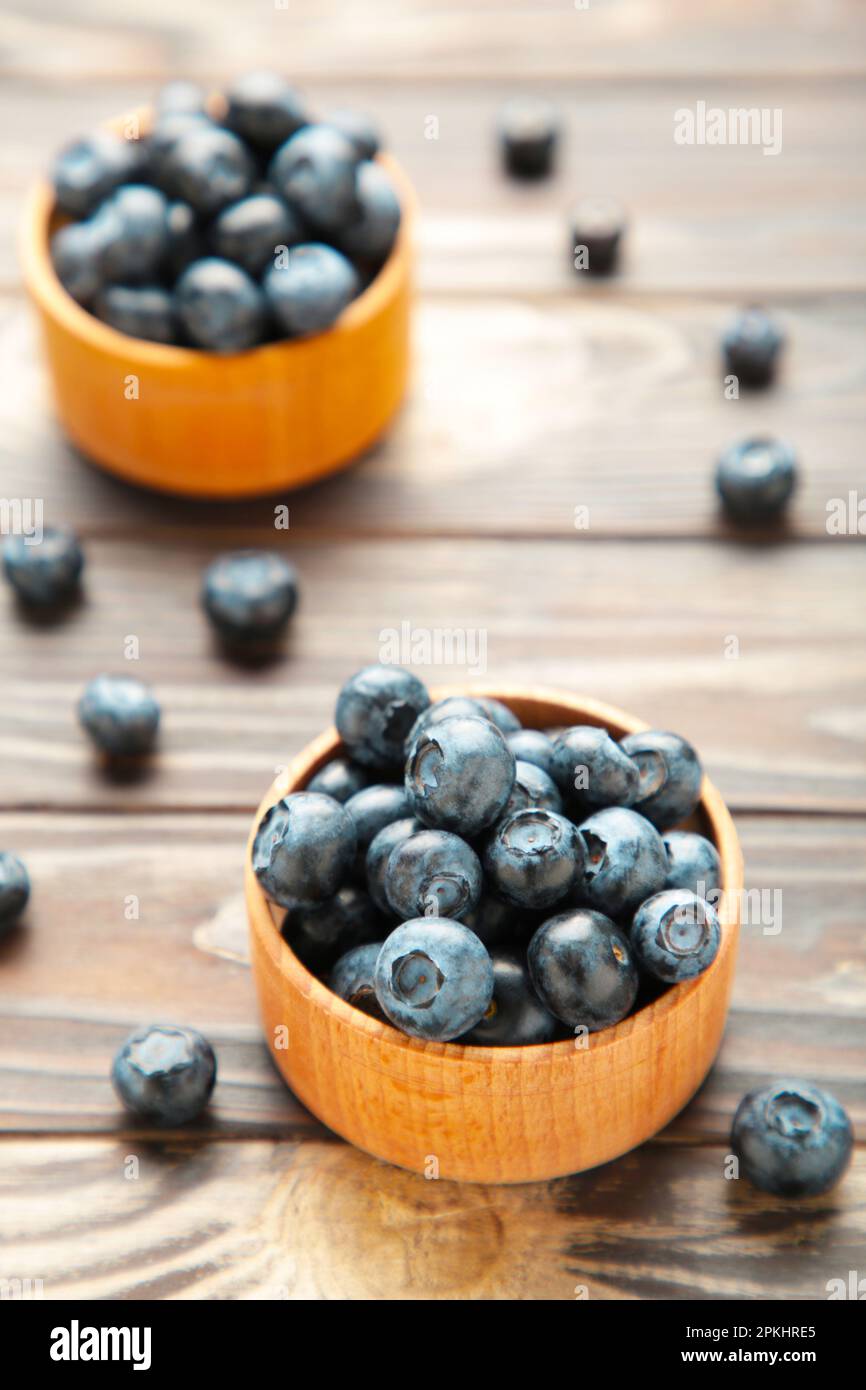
[
  {"x1": 344, "y1": 783, "x2": 410, "y2": 875},
  {"x1": 570, "y1": 197, "x2": 626, "y2": 276},
  {"x1": 263, "y1": 244, "x2": 360, "y2": 338},
  {"x1": 619, "y1": 730, "x2": 702, "y2": 830},
  {"x1": 463, "y1": 949, "x2": 560, "y2": 1047},
  {"x1": 175, "y1": 257, "x2": 266, "y2": 352},
  {"x1": 94, "y1": 285, "x2": 177, "y2": 343},
  {"x1": 731, "y1": 1080, "x2": 853, "y2": 1198},
  {"x1": 201, "y1": 550, "x2": 298, "y2": 642},
  {"x1": 212, "y1": 193, "x2": 305, "y2": 277},
  {"x1": 505, "y1": 728, "x2": 558, "y2": 782},
  {"x1": 78, "y1": 674, "x2": 160, "y2": 756},
  {"x1": 473, "y1": 697, "x2": 521, "y2": 734},
  {"x1": 384, "y1": 828, "x2": 482, "y2": 922},
  {"x1": 484, "y1": 808, "x2": 583, "y2": 910},
  {"x1": 373, "y1": 917, "x2": 494, "y2": 1041},
  {"x1": 269, "y1": 124, "x2": 360, "y2": 232},
  {"x1": 50, "y1": 220, "x2": 109, "y2": 307},
  {"x1": 552, "y1": 725, "x2": 638, "y2": 813},
  {"x1": 663, "y1": 830, "x2": 721, "y2": 896},
  {"x1": 253, "y1": 791, "x2": 356, "y2": 906},
  {"x1": 307, "y1": 757, "x2": 371, "y2": 805},
  {"x1": 722, "y1": 306, "x2": 784, "y2": 389},
  {"x1": 328, "y1": 941, "x2": 387, "y2": 1018},
  {"x1": 52, "y1": 131, "x2": 143, "y2": 217},
  {"x1": 325, "y1": 108, "x2": 381, "y2": 160},
  {"x1": 630, "y1": 889, "x2": 721, "y2": 983},
  {"x1": 460, "y1": 893, "x2": 527, "y2": 949},
  {"x1": 528, "y1": 909, "x2": 638, "y2": 1031},
  {"x1": 224, "y1": 71, "x2": 308, "y2": 151},
  {"x1": 147, "y1": 111, "x2": 215, "y2": 195},
  {"x1": 405, "y1": 715, "x2": 515, "y2": 837},
  {"x1": 499, "y1": 760, "x2": 562, "y2": 819},
  {"x1": 0, "y1": 852, "x2": 30, "y2": 933},
  {"x1": 164, "y1": 199, "x2": 206, "y2": 277},
  {"x1": 163, "y1": 125, "x2": 255, "y2": 216},
  {"x1": 156, "y1": 80, "x2": 209, "y2": 117},
  {"x1": 577, "y1": 806, "x2": 668, "y2": 918},
  {"x1": 111, "y1": 1024, "x2": 216, "y2": 1125},
  {"x1": 498, "y1": 98, "x2": 559, "y2": 179},
  {"x1": 335, "y1": 664, "x2": 430, "y2": 770},
  {"x1": 3, "y1": 526, "x2": 84, "y2": 607},
  {"x1": 716, "y1": 437, "x2": 798, "y2": 524},
  {"x1": 282, "y1": 883, "x2": 381, "y2": 974},
  {"x1": 93, "y1": 184, "x2": 170, "y2": 283},
  {"x1": 404, "y1": 696, "x2": 490, "y2": 752},
  {"x1": 365, "y1": 816, "x2": 422, "y2": 914},
  {"x1": 338, "y1": 161, "x2": 401, "y2": 267}
]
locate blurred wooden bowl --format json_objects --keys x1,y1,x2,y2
[{"x1": 246, "y1": 686, "x2": 743, "y2": 1184}]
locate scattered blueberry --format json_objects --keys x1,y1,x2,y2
[
  {"x1": 328, "y1": 940, "x2": 387, "y2": 1018},
  {"x1": 499, "y1": 760, "x2": 562, "y2": 819},
  {"x1": 175, "y1": 257, "x2": 266, "y2": 352},
  {"x1": 505, "y1": 728, "x2": 558, "y2": 782},
  {"x1": 405, "y1": 715, "x2": 515, "y2": 837},
  {"x1": 94, "y1": 285, "x2": 177, "y2": 343},
  {"x1": 473, "y1": 697, "x2": 521, "y2": 734},
  {"x1": 551, "y1": 725, "x2": 638, "y2": 812},
  {"x1": 326, "y1": 109, "x2": 381, "y2": 160},
  {"x1": 263, "y1": 243, "x2": 360, "y2": 337},
  {"x1": 307, "y1": 757, "x2": 371, "y2": 805},
  {"x1": 224, "y1": 71, "x2": 308, "y2": 151},
  {"x1": 722, "y1": 306, "x2": 784, "y2": 389},
  {"x1": 0, "y1": 852, "x2": 30, "y2": 933},
  {"x1": 463, "y1": 949, "x2": 560, "y2": 1046},
  {"x1": 373, "y1": 917, "x2": 494, "y2": 1041},
  {"x1": 498, "y1": 99, "x2": 559, "y2": 179},
  {"x1": 52, "y1": 131, "x2": 143, "y2": 217},
  {"x1": 484, "y1": 807, "x2": 583, "y2": 910},
  {"x1": 3, "y1": 526, "x2": 84, "y2": 607},
  {"x1": 335, "y1": 664, "x2": 430, "y2": 770},
  {"x1": 283, "y1": 884, "x2": 381, "y2": 974},
  {"x1": 338, "y1": 161, "x2": 401, "y2": 267},
  {"x1": 344, "y1": 783, "x2": 410, "y2": 873},
  {"x1": 269, "y1": 124, "x2": 360, "y2": 232},
  {"x1": 93, "y1": 184, "x2": 170, "y2": 283},
  {"x1": 384, "y1": 828, "x2": 482, "y2": 922},
  {"x1": 577, "y1": 806, "x2": 668, "y2": 918},
  {"x1": 731, "y1": 1080, "x2": 853, "y2": 1198},
  {"x1": 164, "y1": 124, "x2": 255, "y2": 216},
  {"x1": 78, "y1": 674, "x2": 160, "y2": 757},
  {"x1": 663, "y1": 830, "x2": 721, "y2": 896},
  {"x1": 111, "y1": 1024, "x2": 216, "y2": 1125},
  {"x1": 630, "y1": 889, "x2": 721, "y2": 983},
  {"x1": 528, "y1": 909, "x2": 638, "y2": 1031},
  {"x1": 253, "y1": 792, "x2": 356, "y2": 906},
  {"x1": 570, "y1": 197, "x2": 625, "y2": 276},
  {"x1": 619, "y1": 730, "x2": 702, "y2": 830},
  {"x1": 50, "y1": 220, "x2": 108, "y2": 307},
  {"x1": 716, "y1": 437, "x2": 798, "y2": 523},
  {"x1": 212, "y1": 192, "x2": 304, "y2": 277},
  {"x1": 201, "y1": 550, "x2": 299, "y2": 642},
  {"x1": 365, "y1": 815, "x2": 422, "y2": 914}
]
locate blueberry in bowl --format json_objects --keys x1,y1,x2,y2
[
  {"x1": 630, "y1": 889, "x2": 721, "y2": 983},
  {"x1": 373, "y1": 917, "x2": 495, "y2": 1042}
]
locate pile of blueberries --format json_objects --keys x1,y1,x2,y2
[{"x1": 49, "y1": 73, "x2": 400, "y2": 351}]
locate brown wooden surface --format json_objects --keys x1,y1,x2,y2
[{"x1": 0, "y1": 0, "x2": 864, "y2": 1297}]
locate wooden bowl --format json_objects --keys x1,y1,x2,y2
[
  {"x1": 246, "y1": 687, "x2": 743, "y2": 1184},
  {"x1": 20, "y1": 122, "x2": 414, "y2": 499}
]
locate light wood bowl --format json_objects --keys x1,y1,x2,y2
[
  {"x1": 20, "y1": 115, "x2": 414, "y2": 499},
  {"x1": 246, "y1": 687, "x2": 743, "y2": 1184}
]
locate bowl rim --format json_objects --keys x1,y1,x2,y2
[
  {"x1": 246, "y1": 684, "x2": 743, "y2": 1068},
  {"x1": 19, "y1": 102, "x2": 416, "y2": 367}
]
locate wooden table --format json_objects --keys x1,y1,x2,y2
[{"x1": 1, "y1": 1, "x2": 864, "y2": 1300}]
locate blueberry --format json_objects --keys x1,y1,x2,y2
[
  {"x1": 663, "y1": 830, "x2": 721, "y2": 896},
  {"x1": 463, "y1": 949, "x2": 560, "y2": 1046},
  {"x1": 164, "y1": 125, "x2": 255, "y2": 216},
  {"x1": 283, "y1": 884, "x2": 381, "y2": 974},
  {"x1": 577, "y1": 806, "x2": 668, "y2": 918},
  {"x1": 78, "y1": 674, "x2": 160, "y2": 756},
  {"x1": 335, "y1": 664, "x2": 430, "y2": 770},
  {"x1": 374, "y1": 917, "x2": 494, "y2": 1041},
  {"x1": 224, "y1": 71, "x2": 308, "y2": 151},
  {"x1": 269, "y1": 124, "x2": 360, "y2": 232},
  {"x1": 406, "y1": 715, "x2": 515, "y2": 837},
  {"x1": 52, "y1": 131, "x2": 143, "y2": 217},
  {"x1": 94, "y1": 285, "x2": 177, "y2": 344},
  {"x1": 405, "y1": 696, "x2": 490, "y2": 752},
  {"x1": 384, "y1": 828, "x2": 482, "y2": 922},
  {"x1": 365, "y1": 816, "x2": 422, "y2": 914},
  {"x1": 716, "y1": 437, "x2": 798, "y2": 523},
  {"x1": 570, "y1": 197, "x2": 625, "y2": 276},
  {"x1": 722, "y1": 306, "x2": 784, "y2": 389},
  {"x1": 263, "y1": 243, "x2": 360, "y2": 338},
  {"x1": 175, "y1": 257, "x2": 266, "y2": 352},
  {"x1": 307, "y1": 757, "x2": 371, "y2": 805},
  {"x1": 164, "y1": 200, "x2": 206, "y2": 276},
  {"x1": 528, "y1": 909, "x2": 638, "y2": 1031},
  {"x1": 344, "y1": 783, "x2": 410, "y2": 874},
  {"x1": 0, "y1": 852, "x2": 30, "y2": 933},
  {"x1": 328, "y1": 941, "x2": 387, "y2": 1018},
  {"x1": 325, "y1": 109, "x2": 381, "y2": 160},
  {"x1": 50, "y1": 220, "x2": 108, "y2": 307},
  {"x1": 499, "y1": 760, "x2": 562, "y2": 819},
  {"x1": 484, "y1": 808, "x2": 583, "y2": 910},
  {"x1": 156, "y1": 80, "x2": 209, "y2": 118},
  {"x1": 337, "y1": 161, "x2": 400, "y2": 267},
  {"x1": 498, "y1": 99, "x2": 559, "y2": 179},
  {"x1": 473, "y1": 697, "x2": 521, "y2": 734},
  {"x1": 3, "y1": 526, "x2": 84, "y2": 607},
  {"x1": 552, "y1": 725, "x2": 638, "y2": 812},
  {"x1": 253, "y1": 792, "x2": 356, "y2": 906},
  {"x1": 201, "y1": 550, "x2": 299, "y2": 642},
  {"x1": 212, "y1": 193, "x2": 305, "y2": 277},
  {"x1": 93, "y1": 184, "x2": 170, "y2": 283},
  {"x1": 505, "y1": 728, "x2": 558, "y2": 782},
  {"x1": 460, "y1": 894, "x2": 525, "y2": 949},
  {"x1": 147, "y1": 112, "x2": 215, "y2": 195},
  {"x1": 619, "y1": 730, "x2": 702, "y2": 830},
  {"x1": 630, "y1": 889, "x2": 721, "y2": 983},
  {"x1": 731, "y1": 1080, "x2": 853, "y2": 1198},
  {"x1": 111, "y1": 1024, "x2": 216, "y2": 1125}
]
